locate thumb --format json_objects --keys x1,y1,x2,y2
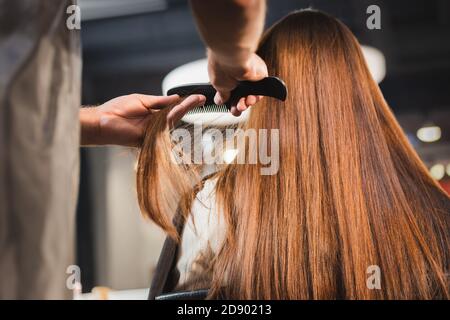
[
  {"x1": 239, "y1": 54, "x2": 269, "y2": 81},
  {"x1": 138, "y1": 94, "x2": 181, "y2": 110},
  {"x1": 167, "y1": 94, "x2": 206, "y2": 128}
]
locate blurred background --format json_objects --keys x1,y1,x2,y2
[{"x1": 76, "y1": 0, "x2": 450, "y2": 293}]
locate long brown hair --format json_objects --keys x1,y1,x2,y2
[{"x1": 137, "y1": 10, "x2": 450, "y2": 299}]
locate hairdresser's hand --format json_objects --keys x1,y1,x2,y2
[
  {"x1": 80, "y1": 94, "x2": 206, "y2": 147},
  {"x1": 208, "y1": 49, "x2": 268, "y2": 116}
]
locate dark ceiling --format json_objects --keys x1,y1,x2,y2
[{"x1": 80, "y1": 0, "x2": 450, "y2": 158}]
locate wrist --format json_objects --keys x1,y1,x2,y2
[
  {"x1": 207, "y1": 47, "x2": 253, "y2": 70},
  {"x1": 80, "y1": 107, "x2": 102, "y2": 146}
]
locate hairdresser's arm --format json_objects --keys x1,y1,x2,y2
[
  {"x1": 190, "y1": 0, "x2": 268, "y2": 116},
  {"x1": 80, "y1": 94, "x2": 206, "y2": 147}
]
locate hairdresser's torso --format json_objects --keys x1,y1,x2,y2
[{"x1": 0, "y1": 0, "x2": 81, "y2": 298}]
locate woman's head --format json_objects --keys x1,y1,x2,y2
[
  {"x1": 137, "y1": 10, "x2": 450, "y2": 299},
  {"x1": 247, "y1": 10, "x2": 386, "y2": 143}
]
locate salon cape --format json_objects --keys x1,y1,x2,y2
[{"x1": 176, "y1": 178, "x2": 226, "y2": 291}]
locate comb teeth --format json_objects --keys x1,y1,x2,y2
[{"x1": 186, "y1": 104, "x2": 229, "y2": 114}]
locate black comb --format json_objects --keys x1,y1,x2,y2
[{"x1": 167, "y1": 76, "x2": 287, "y2": 110}]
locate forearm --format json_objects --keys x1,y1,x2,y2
[
  {"x1": 79, "y1": 107, "x2": 101, "y2": 146},
  {"x1": 190, "y1": 0, "x2": 266, "y2": 65}
]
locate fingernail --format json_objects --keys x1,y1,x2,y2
[
  {"x1": 214, "y1": 93, "x2": 223, "y2": 105},
  {"x1": 230, "y1": 106, "x2": 240, "y2": 116},
  {"x1": 196, "y1": 96, "x2": 206, "y2": 107}
]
